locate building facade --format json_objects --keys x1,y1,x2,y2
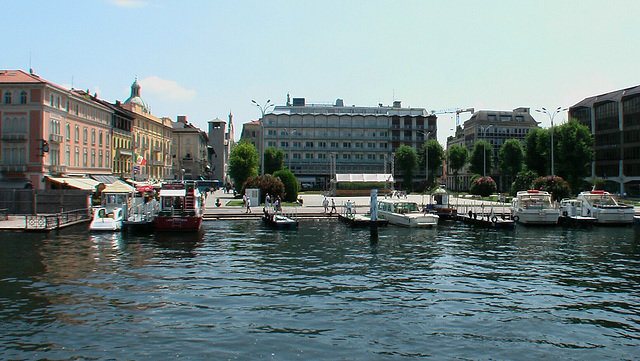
[
  {"x1": 259, "y1": 97, "x2": 437, "y2": 188},
  {"x1": 445, "y1": 107, "x2": 539, "y2": 191},
  {"x1": 569, "y1": 85, "x2": 640, "y2": 196},
  {"x1": 121, "y1": 79, "x2": 173, "y2": 182},
  {"x1": 0, "y1": 70, "x2": 113, "y2": 189},
  {"x1": 172, "y1": 116, "x2": 209, "y2": 180},
  {"x1": 208, "y1": 113, "x2": 235, "y2": 185}
]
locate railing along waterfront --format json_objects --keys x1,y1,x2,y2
[{"x1": 25, "y1": 208, "x2": 91, "y2": 230}]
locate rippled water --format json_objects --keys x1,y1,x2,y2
[{"x1": 1, "y1": 220, "x2": 639, "y2": 360}]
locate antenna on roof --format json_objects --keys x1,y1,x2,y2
[
  {"x1": 29, "y1": 51, "x2": 33, "y2": 74},
  {"x1": 71, "y1": 75, "x2": 74, "y2": 90}
]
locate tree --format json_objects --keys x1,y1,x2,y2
[
  {"x1": 228, "y1": 140, "x2": 258, "y2": 191},
  {"x1": 420, "y1": 139, "x2": 445, "y2": 188},
  {"x1": 470, "y1": 176, "x2": 497, "y2": 197},
  {"x1": 469, "y1": 140, "x2": 493, "y2": 176},
  {"x1": 273, "y1": 168, "x2": 300, "y2": 202},
  {"x1": 395, "y1": 145, "x2": 418, "y2": 191},
  {"x1": 498, "y1": 139, "x2": 524, "y2": 186},
  {"x1": 524, "y1": 128, "x2": 547, "y2": 176},
  {"x1": 554, "y1": 119, "x2": 593, "y2": 192},
  {"x1": 447, "y1": 144, "x2": 468, "y2": 191},
  {"x1": 264, "y1": 147, "x2": 285, "y2": 174},
  {"x1": 510, "y1": 170, "x2": 538, "y2": 196}
]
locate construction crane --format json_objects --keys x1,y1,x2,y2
[{"x1": 430, "y1": 108, "x2": 474, "y2": 127}]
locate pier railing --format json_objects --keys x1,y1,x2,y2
[{"x1": 25, "y1": 208, "x2": 91, "y2": 230}]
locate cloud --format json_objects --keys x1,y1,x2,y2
[
  {"x1": 107, "y1": 0, "x2": 148, "y2": 8},
  {"x1": 139, "y1": 76, "x2": 196, "y2": 101}
]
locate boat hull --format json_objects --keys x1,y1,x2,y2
[
  {"x1": 513, "y1": 209, "x2": 560, "y2": 225},
  {"x1": 379, "y1": 211, "x2": 438, "y2": 227},
  {"x1": 154, "y1": 216, "x2": 202, "y2": 231}
]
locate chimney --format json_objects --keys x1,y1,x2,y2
[{"x1": 177, "y1": 115, "x2": 187, "y2": 123}]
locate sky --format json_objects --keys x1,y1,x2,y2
[{"x1": 4, "y1": 0, "x2": 640, "y2": 146}]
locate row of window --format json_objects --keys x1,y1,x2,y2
[
  {"x1": 4, "y1": 91, "x2": 27, "y2": 104},
  {"x1": 268, "y1": 141, "x2": 390, "y2": 149}
]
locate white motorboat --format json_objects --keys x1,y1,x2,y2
[
  {"x1": 511, "y1": 190, "x2": 560, "y2": 225},
  {"x1": 377, "y1": 199, "x2": 438, "y2": 227},
  {"x1": 575, "y1": 190, "x2": 635, "y2": 225},
  {"x1": 90, "y1": 206, "x2": 123, "y2": 231},
  {"x1": 559, "y1": 198, "x2": 596, "y2": 226}
]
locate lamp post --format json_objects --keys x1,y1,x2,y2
[
  {"x1": 535, "y1": 106, "x2": 567, "y2": 177},
  {"x1": 479, "y1": 124, "x2": 493, "y2": 177},
  {"x1": 251, "y1": 99, "x2": 275, "y2": 176},
  {"x1": 417, "y1": 130, "x2": 432, "y2": 186}
]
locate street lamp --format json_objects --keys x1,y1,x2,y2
[
  {"x1": 417, "y1": 130, "x2": 432, "y2": 186},
  {"x1": 479, "y1": 124, "x2": 493, "y2": 177},
  {"x1": 251, "y1": 99, "x2": 275, "y2": 176},
  {"x1": 535, "y1": 106, "x2": 567, "y2": 177}
]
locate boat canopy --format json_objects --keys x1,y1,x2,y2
[{"x1": 335, "y1": 173, "x2": 394, "y2": 183}]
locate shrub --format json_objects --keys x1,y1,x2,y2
[
  {"x1": 510, "y1": 170, "x2": 538, "y2": 196},
  {"x1": 273, "y1": 169, "x2": 300, "y2": 202},
  {"x1": 532, "y1": 175, "x2": 571, "y2": 201},
  {"x1": 243, "y1": 174, "x2": 285, "y2": 204},
  {"x1": 470, "y1": 176, "x2": 497, "y2": 197}
]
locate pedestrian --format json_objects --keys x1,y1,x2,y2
[
  {"x1": 242, "y1": 193, "x2": 247, "y2": 206},
  {"x1": 346, "y1": 199, "x2": 352, "y2": 216},
  {"x1": 330, "y1": 198, "x2": 337, "y2": 215},
  {"x1": 322, "y1": 197, "x2": 329, "y2": 214},
  {"x1": 246, "y1": 197, "x2": 252, "y2": 213},
  {"x1": 266, "y1": 194, "x2": 271, "y2": 209}
]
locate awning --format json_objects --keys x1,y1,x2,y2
[
  {"x1": 47, "y1": 176, "x2": 100, "y2": 191},
  {"x1": 159, "y1": 189, "x2": 186, "y2": 197},
  {"x1": 91, "y1": 174, "x2": 119, "y2": 185},
  {"x1": 335, "y1": 173, "x2": 394, "y2": 183}
]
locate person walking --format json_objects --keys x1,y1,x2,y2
[
  {"x1": 330, "y1": 198, "x2": 337, "y2": 215},
  {"x1": 322, "y1": 197, "x2": 329, "y2": 214},
  {"x1": 246, "y1": 197, "x2": 252, "y2": 213}
]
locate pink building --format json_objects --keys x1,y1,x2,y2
[{"x1": 0, "y1": 70, "x2": 113, "y2": 190}]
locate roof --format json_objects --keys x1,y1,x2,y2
[
  {"x1": 335, "y1": 173, "x2": 394, "y2": 183},
  {"x1": 0, "y1": 69, "x2": 71, "y2": 93},
  {"x1": 571, "y1": 84, "x2": 640, "y2": 108},
  {"x1": 102, "y1": 180, "x2": 135, "y2": 194},
  {"x1": 91, "y1": 174, "x2": 119, "y2": 185}
]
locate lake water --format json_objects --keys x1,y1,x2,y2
[{"x1": 1, "y1": 220, "x2": 639, "y2": 360}]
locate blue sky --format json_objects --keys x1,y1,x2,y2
[{"x1": 4, "y1": 0, "x2": 640, "y2": 145}]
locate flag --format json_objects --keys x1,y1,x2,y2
[
  {"x1": 135, "y1": 154, "x2": 147, "y2": 165},
  {"x1": 133, "y1": 165, "x2": 141, "y2": 173}
]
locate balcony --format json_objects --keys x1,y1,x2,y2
[
  {"x1": 1, "y1": 133, "x2": 27, "y2": 141},
  {"x1": 152, "y1": 145, "x2": 162, "y2": 152},
  {"x1": 141, "y1": 143, "x2": 149, "y2": 150},
  {"x1": 0, "y1": 165, "x2": 28, "y2": 172},
  {"x1": 116, "y1": 149, "x2": 133, "y2": 157},
  {"x1": 48, "y1": 164, "x2": 67, "y2": 175},
  {"x1": 49, "y1": 134, "x2": 64, "y2": 143}
]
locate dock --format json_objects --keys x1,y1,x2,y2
[{"x1": 0, "y1": 209, "x2": 91, "y2": 231}]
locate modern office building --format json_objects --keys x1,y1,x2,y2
[
  {"x1": 259, "y1": 97, "x2": 437, "y2": 189},
  {"x1": 445, "y1": 107, "x2": 540, "y2": 191},
  {"x1": 569, "y1": 85, "x2": 640, "y2": 195}
]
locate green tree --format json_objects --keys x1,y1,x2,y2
[
  {"x1": 273, "y1": 168, "x2": 300, "y2": 202},
  {"x1": 264, "y1": 146, "x2": 285, "y2": 174},
  {"x1": 555, "y1": 119, "x2": 593, "y2": 192},
  {"x1": 447, "y1": 144, "x2": 468, "y2": 191},
  {"x1": 228, "y1": 140, "x2": 258, "y2": 191},
  {"x1": 469, "y1": 140, "x2": 493, "y2": 176},
  {"x1": 524, "y1": 128, "x2": 547, "y2": 176},
  {"x1": 420, "y1": 139, "x2": 445, "y2": 188},
  {"x1": 510, "y1": 170, "x2": 538, "y2": 196},
  {"x1": 395, "y1": 145, "x2": 418, "y2": 191},
  {"x1": 498, "y1": 139, "x2": 524, "y2": 186}
]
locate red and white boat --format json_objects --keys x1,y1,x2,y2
[
  {"x1": 154, "y1": 181, "x2": 204, "y2": 231},
  {"x1": 575, "y1": 190, "x2": 635, "y2": 225}
]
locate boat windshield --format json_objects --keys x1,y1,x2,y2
[
  {"x1": 519, "y1": 195, "x2": 553, "y2": 209},
  {"x1": 583, "y1": 194, "x2": 618, "y2": 206}
]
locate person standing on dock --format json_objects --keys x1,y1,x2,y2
[
  {"x1": 246, "y1": 198, "x2": 252, "y2": 213},
  {"x1": 323, "y1": 197, "x2": 329, "y2": 214}
]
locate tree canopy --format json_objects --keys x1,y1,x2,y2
[
  {"x1": 420, "y1": 139, "x2": 445, "y2": 187},
  {"x1": 498, "y1": 139, "x2": 524, "y2": 182},
  {"x1": 554, "y1": 119, "x2": 593, "y2": 192},
  {"x1": 264, "y1": 146, "x2": 285, "y2": 174},
  {"x1": 228, "y1": 140, "x2": 258, "y2": 190},
  {"x1": 524, "y1": 128, "x2": 548, "y2": 176},
  {"x1": 395, "y1": 145, "x2": 418, "y2": 191},
  {"x1": 273, "y1": 168, "x2": 300, "y2": 202},
  {"x1": 469, "y1": 140, "x2": 493, "y2": 176},
  {"x1": 447, "y1": 144, "x2": 468, "y2": 191}
]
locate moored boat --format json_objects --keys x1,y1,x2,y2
[
  {"x1": 378, "y1": 199, "x2": 438, "y2": 227},
  {"x1": 262, "y1": 208, "x2": 298, "y2": 229},
  {"x1": 511, "y1": 190, "x2": 560, "y2": 225},
  {"x1": 90, "y1": 206, "x2": 123, "y2": 231},
  {"x1": 154, "y1": 181, "x2": 204, "y2": 231},
  {"x1": 575, "y1": 190, "x2": 635, "y2": 225},
  {"x1": 558, "y1": 198, "x2": 596, "y2": 227}
]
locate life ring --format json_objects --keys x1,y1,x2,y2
[
  {"x1": 491, "y1": 216, "x2": 498, "y2": 223},
  {"x1": 562, "y1": 210, "x2": 568, "y2": 217},
  {"x1": 513, "y1": 215, "x2": 519, "y2": 222}
]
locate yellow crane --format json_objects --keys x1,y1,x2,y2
[{"x1": 431, "y1": 108, "x2": 474, "y2": 127}]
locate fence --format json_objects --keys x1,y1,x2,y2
[
  {"x1": 25, "y1": 209, "x2": 91, "y2": 230},
  {"x1": 0, "y1": 189, "x2": 91, "y2": 215}
]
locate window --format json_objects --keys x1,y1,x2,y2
[
  {"x1": 91, "y1": 149, "x2": 96, "y2": 167},
  {"x1": 4, "y1": 91, "x2": 11, "y2": 104},
  {"x1": 66, "y1": 124, "x2": 70, "y2": 140},
  {"x1": 75, "y1": 147, "x2": 79, "y2": 166},
  {"x1": 75, "y1": 126, "x2": 80, "y2": 142},
  {"x1": 83, "y1": 128, "x2": 88, "y2": 144},
  {"x1": 305, "y1": 153, "x2": 313, "y2": 159},
  {"x1": 91, "y1": 129, "x2": 96, "y2": 145},
  {"x1": 318, "y1": 153, "x2": 326, "y2": 159},
  {"x1": 83, "y1": 148, "x2": 88, "y2": 167},
  {"x1": 99, "y1": 132, "x2": 103, "y2": 147},
  {"x1": 106, "y1": 151, "x2": 110, "y2": 168},
  {"x1": 66, "y1": 146, "x2": 70, "y2": 166},
  {"x1": 20, "y1": 91, "x2": 27, "y2": 104}
]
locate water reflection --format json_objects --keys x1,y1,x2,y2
[{"x1": 0, "y1": 221, "x2": 638, "y2": 360}]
